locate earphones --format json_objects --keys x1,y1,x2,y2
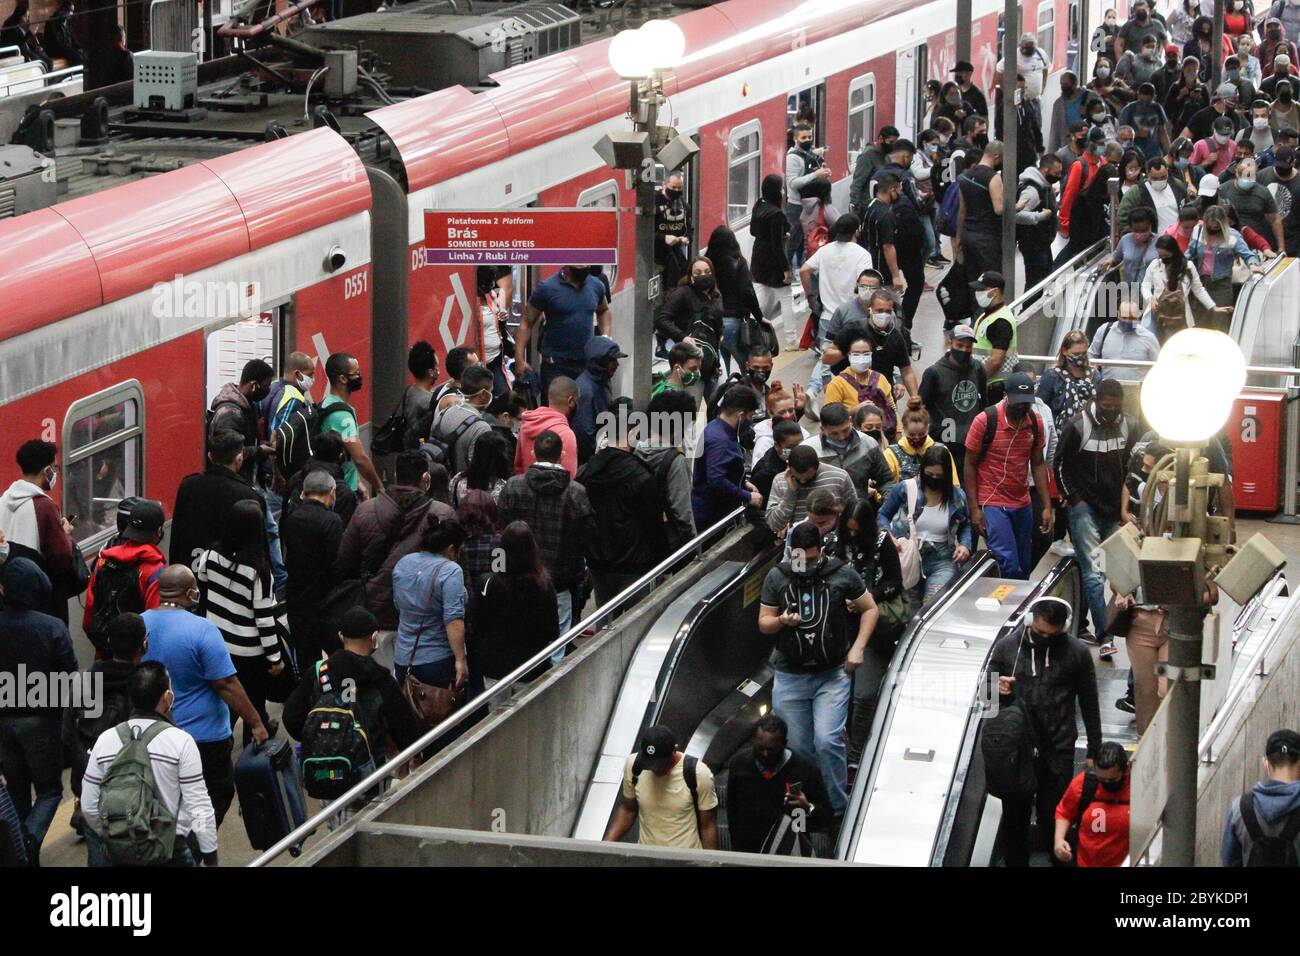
[{"x1": 1021, "y1": 595, "x2": 1074, "y2": 633}]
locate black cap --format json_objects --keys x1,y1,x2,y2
[
  {"x1": 115, "y1": 496, "x2": 145, "y2": 534},
  {"x1": 122, "y1": 499, "x2": 164, "y2": 542},
  {"x1": 1266, "y1": 729, "x2": 1300, "y2": 760},
  {"x1": 951, "y1": 60, "x2": 974, "y2": 73},
  {"x1": 339, "y1": 606, "x2": 378, "y2": 640},
  {"x1": 970, "y1": 270, "x2": 1005, "y2": 291},
  {"x1": 633, "y1": 726, "x2": 677, "y2": 774},
  {"x1": 1005, "y1": 372, "x2": 1036, "y2": 405}
]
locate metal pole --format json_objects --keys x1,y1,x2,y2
[
  {"x1": 1162, "y1": 444, "x2": 1202, "y2": 867},
  {"x1": 1211, "y1": 0, "x2": 1225, "y2": 89},
  {"x1": 1108, "y1": 175, "x2": 1120, "y2": 249},
  {"x1": 633, "y1": 77, "x2": 658, "y2": 412},
  {"x1": 956, "y1": 0, "x2": 972, "y2": 65},
  {"x1": 1077, "y1": 0, "x2": 1091, "y2": 84},
  {"x1": 203, "y1": 0, "x2": 214, "y2": 62},
  {"x1": 1001, "y1": 0, "x2": 1019, "y2": 297}
]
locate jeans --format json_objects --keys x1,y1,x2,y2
[
  {"x1": 196, "y1": 736, "x2": 236, "y2": 829},
  {"x1": 919, "y1": 540, "x2": 959, "y2": 600},
  {"x1": 551, "y1": 587, "x2": 574, "y2": 667},
  {"x1": 721, "y1": 316, "x2": 741, "y2": 373},
  {"x1": 0, "y1": 715, "x2": 62, "y2": 854},
  {"x1": 997, "y1": 755, "x2": 1073, "y2": 866},
  {"x1": 260, "y1": 487, "x2": 288, "y2": 596},
  {"x1": 984, "y1": 504, "x2": 1034, "y2": 579},
  {"x1": 771, "y1": 667, "x2": 852, "y2": 815},
  {"x1": 848, "y1": 632, "x2": 901, "y2": 766},
  {"x1": 922, "y1": 213, "x2": 939, "y2": 261},
  {"x1": 1067, "y1": 502, "x2": 1120, "y2": 638},
  {"x1": 540, "y1": 357, "x2": 585, "y2": 398},
  {"x1": 1020, "y1": 234, "x2": 1054, "y2": 293}
]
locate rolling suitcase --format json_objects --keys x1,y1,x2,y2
[{"x1": 234, "y1": 737, "x2": 308, "y2": 853}]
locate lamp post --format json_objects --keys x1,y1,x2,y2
[
  {"x1": 602, "y1": 19, "x2": 690, "y2": 410},
  {"x1": 1138, "y1": 329, "x2": 1247, "y2": 865}
]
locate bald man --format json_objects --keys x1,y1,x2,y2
[
  {"x1": 141, "y1": 565, "x2": 268, "y2": 826},
  {"x1": 267, "y1": 351, "x2": 317, "y2": 436},
  {"x1": 515, "y1": 375, "x2": 581, "y2": 476}
]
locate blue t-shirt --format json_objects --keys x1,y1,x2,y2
[
  {"x1": 392, "y1": 552, "x2": 467, "y2": 667},
  {"x1": 141, "y1": 608, "x2": 237, "y2": 744},
  {"x1": 528, "y1": 273, "x2": 607, "y2": 362}
]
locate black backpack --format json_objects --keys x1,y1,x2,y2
[
  {"x1": 1240, "y1": 791, "x2": 1300, "y2": 866},
  {"x1": 86, "y1": 556, "x2": 145, "y2": 654},
  {"x1": 370, "y1": 386, "x2": 413, "y2": 458},
  {"x1": 630, "y1": 753, "x2": 700, "y2": 810},
  {"x1": 204, "y1": 397, "x2": 247, "y2": 457},
  {"x1": 69, "y1": 679, "x2": 132, "y2": 783},
  {"x1": 274, "y1": 402, "x2": 356, "y2": 479},
  {"x1": 686, "y1": 313, "x2": 721, "y2": 379},
  {"x1": 299, "y1": 660, "x2": 374, "y2": 800},
  {"x1": 982, "y1": 636, "x2": 1040, "y2": 801},
  {"x1": 773, "y1": 557, "x2": 852, "y2": 671},
  {"x1": 972, "y1": 404, "x2": 1041, "y2": 465}
]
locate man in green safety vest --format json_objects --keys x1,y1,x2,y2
[{"x1": 970, "y1": 271, "x2": 1019, "y2": 405}]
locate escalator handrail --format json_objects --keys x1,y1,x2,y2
[
  {"x1": 927, "y1": 557, "x2": 1079, "y2": 866},
  {"x1": 1228, "y1": 251, "x2": 1290, "y2": 341},
  {"x1": 1008, "y1": 238, "x2": 1112, "y2": 312},
  {"x1": 248, "y1": 505, "x2": 748, "y2": 867},
  {"x1": 834, "y1": 550, "x2": 1001, "y2": 860}
]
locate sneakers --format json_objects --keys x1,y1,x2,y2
[
  {"x1": 1078, "y1": 629, "x2": 1099, "y2": 646},
  {"x1": 1048, "y1": 540, "x2": 1076, "y2": 557},
  {"x1": 1098, "y1": 642, "x2": 1118, "y2": 661},
  {"x1": 1115, "y1": 695, "x2": 1136, "y2": 714}
]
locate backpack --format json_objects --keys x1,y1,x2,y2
[
  {"x1": 836, "y1": 369, "x2": 896, "y2": 436},
  {"x1": 98, "y1": 721, "x2": 177, "y2": 867},
  {"x1": 686, "y1": 312, "x2": 722, "y2": 379},
  {"x1": 274, "y1": 402, "x2": 356, "y2": 479},
  {"x1": 761, "y1": 807, "x2": 816, "y2": 857},
  {"x1": 937, "y1": 173, "x2": 966, "y2": 237},
  {"x1": 422, "y1": 408, "x2": 479, "y2": 467},
  {"x1": 70, "y1": 679, "x2": 131, "y2": 782},
  {"x1": 982, "y1": 638, "x2": 1041, "y2": 801},
  {"x1": 972, "y1": 405, "x2": 1041, "y2": 466},
  {"x1": 370, "y1": 386, "x2": 413, "y2": 457},
  {"x1": 1239, "y1": 790, "x2": 1300, "y2": 866},
  {"x1": 773, "y1": 557, "x2": 853, "y2": 671},
  {"x1": 805, "y1": 216, "x2": 830, "y2": 257},
  {"x1": 630, "y1": 753, "x2": 700, "y2": 811},
  {"x1": 1153, "y1": 286, "x2": 1188, "y2": 331},
  {"x1": 204, "y1": 397, "x2": 246, "y2": 458},
  {"x1": 86, "y1": 556, "x2": 145, "y2": 654},
  {"x1": 299, "y1": 660, "x2": 374, "y2": 800}
]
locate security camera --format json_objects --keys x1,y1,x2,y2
[{"x1": 325, "y1": 246, "x2": 347, "y2": 273}]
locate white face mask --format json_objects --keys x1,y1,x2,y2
[
  {"x1": 975, "y1": 290, "x2": 995, "y2": 308},
  {"x1": 298, "y1": 372, "x2": 314, "y2": 394},
  {"x1": 869, "y1": 311, "x2": 892, "y2": 330},
  {"x1": 1149, "y1": 178, "x2": 1169, "y2": 191},
  {"x1": 857, "y1": 287, "x2": 875, "y2": 304},
  {"x1": 849, "y1": 354, "x2": 872, "y2": 373},
  {"x1": 1214, "y1": 132, "x2": 1230, "y2": 144},
  {"x1": 1254, "y1": 117, "x2": 1270, "y2": 130}
]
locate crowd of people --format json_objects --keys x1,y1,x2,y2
[{"x1": 1, "y1": 2, "x2": 1298, "y2": 870}]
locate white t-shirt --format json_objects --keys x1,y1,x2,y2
[
  {"x1": 998, "y1": 47, "x2": 1052, "y2": 99},
  {"x1": 480, "y1": 289, "x2": 504, "y2": 363},
  {"x1": 804, "y1": 240, "x2": 874, "y2": 320},
  {"x1": 915, "y1": 503, "x2": 951, "y2": 543},
  {"x1": 1149, "y1": 182, "x2": 1180, "y2": 233}
]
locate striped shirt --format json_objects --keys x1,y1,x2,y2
[
  {"x1": 765, "y1": 460, "x2": 857, "y2": 533},
  {"x1": 195, "y1": 549, "x2": 284, "y2": 662},
  {"x1": 81, "y1": 717, "x2": 219, "y2": 853}
]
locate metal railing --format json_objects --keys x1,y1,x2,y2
[
  {"x1": 249, "y1": 504, "x2": 748, "y2": 866},
  {"x1": 0, "y1": 63, "x2": 83, "y2": 98}
]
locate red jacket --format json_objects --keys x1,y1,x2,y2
[
  {"x1": 513, "y1": 406, "x2": 578, "y2": 477},
  {"x1": 82, "y1": 540, "x2": 165, "y2": 631},
  {"x1": 1058, "y1": 152, "x2": 1101, "y2": 238}
]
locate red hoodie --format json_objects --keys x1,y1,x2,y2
[
  {"x1": 82, "y1": 540, "x2": 166, "y2": 631},
  {"x1": 1058, "y1": 151, "x2": 1101, "y2": 238},
  {"x1": 514, "y1": 406, "x2": 578, "y2": 477}
]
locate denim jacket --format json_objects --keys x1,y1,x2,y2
[
  {"x1": 1185, "y1": 224, "x2": 1258, "y2": 282},
  {"x1": 876, "y1": 478, "x2": 974, "y2": 550}
]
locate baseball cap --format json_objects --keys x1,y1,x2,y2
[
  {"x1": 970, "y1": 270, "x2": 1005, "y2": 291},
  {"x1": 1266, "y1": 729, "x2": 1300, "y2": 760},
  {"x1": 1214, "y1": 82, "x2": 1238, "y2": 100},
  {"x1": 115, "y1": 496, "x2": 145, "y2": 535},
  {"x1": 122, "y1": 499, "x2": 164, "y2": 542},
  {"x1": 951, "y1": 60, "x2": 974, "y2": 73},
  {"x1": 634, "y1": 725, "x2": 677, "y2": 774},
  {"x1": 1164, "y1": 43, "x2": 1180, "y2": 56},
  {"x1": 1197, "y1": 173, "x2": 1221, "y2": 197},
  {"x1": 339, "y1": 606, "x2": 378, "y2": 641},
  {"x1": 1005, "y1": 372, "x2": 1036, "y2": 405},
  {"x1": 950, "y1": 323, "x2": 977, "y2": 342},
  {"x1": 1212, "y1": 115, "x2": 1234, "y2": 135}
]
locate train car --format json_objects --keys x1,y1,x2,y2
[{"x1": 0, "y1": 0, "x2": 1088, "y2": 600}]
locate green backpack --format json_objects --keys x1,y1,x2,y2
[{"x1": 99, "y1": 721, "x2": 177, "y2": 867}]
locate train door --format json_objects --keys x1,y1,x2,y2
[
  {"x1": 894, "y1": 43, "x2": 928, "y2": 142},
  {"x1": 787, "y1": 83, "x2": 826, "y2": 150}
]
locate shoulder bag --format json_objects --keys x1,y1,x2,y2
[{"x1": 401, "y1": 562, "x2": 465, "y2": 729}]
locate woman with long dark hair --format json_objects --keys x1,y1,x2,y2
[
  {"x1": 196, "y1": 498, "x2": 287, "y2": 744},
  {"x1": 450, "y1": 430, "x2": 512, "y2": 507},
  {"x1": 877, "y1": 445, "x2": 973, "y2": 602},
  {"x1": 469, "y1": 520, "x2": 559, "y2": 683},
  {"x1": 455, "y1": 489, "x2": 501, "y2": 594},
  {"x1": 475, "y1": 266, "x2": 513, "y2": 399},
  {"x1": 704, "y1": 224, "x2": 768, "y2": 373},
  {"x1": 749, "y1": 173, "x2": 797, "y2": 348},
  {"x1": 656, "y1": 254, "x2": 725, "y2": 394},
  {"x1": 1140, "y1": 233, "x2": 1225, "y2": 341}
]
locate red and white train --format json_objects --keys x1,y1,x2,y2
[{"x1": 0, "y1": 0, "x2": 1092, "y2": 559}]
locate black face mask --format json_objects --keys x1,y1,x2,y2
[
  {"x1": 748, "y1": 367, "x2": 770, "y2": 385},
  {"x1": 692, "y1": 275, "x2": 715, "y2": 293},
  {"x1": 921, "y1": 473, "x2": 944, "y2": 491},
  {"x1": 1096, "y1": 407, "x2": 1121, "y2": 425},
  {"x1": 665, "y1": 188, "x2": 682, "y2": 201},
  {"x1": 1278, "y1": 164, "x2": 1295, "y2": 176},
  {"x1": 1100, "y1": 776, "x2": 1125, "y2": 792},
  {"x1": 951, "y1": 349, "x2": 973, "y2": 366},
  {"x1": 568, "y1": 267, "x2": 591, "y2": 282},
  {"x1": 251, "y1": 385, "x2": 270, "y2": 403},
  {"x1": 1282, "y1": 90, "x2": 1294, "y2": 102},
  {"x1": 865, "y1": 429, "x2": 884, "y2": 444},
  {"x1": 346, "y1": 374, "x2": 363, "y2": 393},
  {"x1": 1007, "y1": 404, "x2": 1029, "y2": 422}
]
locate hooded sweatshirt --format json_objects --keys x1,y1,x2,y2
[
  {"x1": 515, "y1": 406, "x2": 578, "y2": 477},
  {"x1": 0, "y1": 478, "x2": 74, "y2": 580},
  {"x1": 634, "y1": 441, "x2": 696, "y2": 553},
  {"x1": 499, "y1": 463, "x2": 595, "y2": 588},
  {"x1": 81, "y1": 539, "x2": 165, "y2": 633},
  {"x1": 0, "y1": 559, "x2": 77, "y2": 717},
  {"x1": 577, "y1": 446, "x2": 665, "y2": 572},
  {"x1": 208, "y1": 381, "x2": 260, "y2": 479},
  {"x1": 574, "y1": 336, "x2": 621, "y2": 463},
  {"x1": 1221, "y1": 778, "x2": 1300, "y2": 865},
  {"x1": 750, "y1": 176, "x2": 790, "y2": 287}
]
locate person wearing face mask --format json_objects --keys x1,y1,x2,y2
[
  {"x1": 953, "y1": 141, "x2": 1005, "y2": 285},
  {"x1": 806, "y1": 402, "x2": 897, "y2": 504},
  {"x1": 786, "y1": 121, "x2": 831, "y2": 273},
  {"x1": 1053, "y1": 119, "x2": 1091, "y2": 180},
  {"x1": 849, "y1": 124, "x2": 900, "y2": 217},
  {"x1": 750, "y1": 387, "x2": 808, "y2": 463},
  {"x1": 1118, "y1": 156, "x2": 1187, "y2": 236},
  {"x1": 0, "y1": 439, "x2": 78, "y2": 621},
  {"x1": 1152, "y1": 42, "x2": 1185, "y2": 101},
  {"x1": 1088, "y1": 301, "x2": 1161, "y2": 390},
  {"x1": 1186, "y1": 204, "x2": 1265, "y2": 325},
  {"x1": 990, "y1": 598, "x2": 1103, "y2": 866},
  {"x1": 1105, "y1": 205, "x2": 1160, "y2": 286},
  {"x1": 1049, "y1": 75, "x2": 1102, "y2": 154},
  {"x1": 1257, "y1": 144, "x2": 1300, "y2": 251},
  {"x1": 725, "y1": 712, "x2": 832, "y2": 854},
  {"x1": 1260, "y1": 16, "x2": 1300, "y2": 80},
  {"x1": 758, "y1": 521, "x2": 877, "y2": 818},
  {"x1": 1271, "y1": 81, "x2": 1300, "y2": 135},
  {"x1": 1053, "y1": 742, "x2": 1132, "y2": 867},
  {"x1": 862, "y1": 172, "x2": 925, "y2": 320},
  {"x1": 208, "y1": 358, "x2": 274, "y2": 486},
  {"x1": 1054, "y1": 378, "x2": 1136, "y2": 656},
  {"x1": 651, "y1": 341, "x2": 703, "y2": 400},
  {"x1": 1181, "y1": 15, "x2": 1219, "y2": 79},
  {"x1": 968, "y1": 271, "x2": 1017, "y2": 404},
  {"x1": 1091, "y1": 10, "x2": 1121, "y2": 65},
  {"x1": 82, "y1": 498, "x2": 166, "y2": 653},
  {"x1": 765, "y1": 445, "x2": 857, "y2": 536},
  {"x1": 882, "y1": 399, "x2": 962, "y2": 486},
  {"x1": 1087, "y1": 58, "x2": 1129, "y2": 115},
  {"x1": 1014, "y1": 152, "x2": 1062, "y2": 292},
  {"x1": 993, "y1": 73, "x2": 1045, "y2": 179},
  {"x1": 948, "y1": 60, "x2": 988, "y2": 120},
  {"x1": 1220, "y1": 155, "x2": 1287, "y2": 248},
  {"x1": 918, "y1": 325, "x2": 986, "y2": 479},
  {"x1": 1116, "y1": 36, "x2": 1165, "y2": 89},
  {"x1": 317, "y1": 351, "x2": 382, "y2": 497},
  {"x1": 1115, "y1": 1, "x2": 1168, "y2": 60},
  {"x1": 749, "y1": 419, "x2": 806, "y2": 506},
  {"x1": 693, "y1": 385, "x2": 765, "y2": 530},
  {"x1": 264, "y1": 351, "x2": 317, "y2": 446},
  {"x1": 141, "y1": 564, "x2": 270, "y2": 831},
  {"x1": 823, "y1": 282, "x2": 917, "y2": 403},
  {"x1": 1237, "y1": 99, "x2": 1278, "y2": 159},
  {"x1": 1189, "y1": 112, "x2": 1239, "y2": 178},
  {"x1": 1036, "y1": 330, "x2": 1100, "y2": 432},
  {"x1": 1167, "y1": 0, "x2": 1197, "y2": 48},
  {"x1": 800, "y1": 214, "x2": 874, "y2": 396},
  {"x1": 878, "y1": 442, "x2": 971, "y2": 606},
  {"x1": 824, "y1": 335, "x2": 898, "y2": 440},
  {"x1": 1120, "y1": 82, "x2": 1173, "y2": 162},
  {"x1": 653, "y1": 171, "x2": 691, "y2": 292},
  {"x1": 516, "y1": 265, "x2": 613, "y2": 397},
  {"x1": 1262, "y1": 53, "x2": 1300, "y2": 101},
  {"x1": 1142, "y1": 234, "x2": 1227, "y2": 341},
  {"x1": 995, "y1": 33, "x2": 1051, "y2": 122}
]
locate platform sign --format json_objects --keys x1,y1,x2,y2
[
  {"x1": 424, "y1": 209, "x2": 618, "y2": 266},
  {"x1": 1129, "y1": 693, "x2": 1172, "y2": 863}
]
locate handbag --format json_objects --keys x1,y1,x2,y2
[
  {"x1": 1103, "y1": 598, "x2": 1135, "y2": 638},
  {"x1": 737, "y1": 314, "x2": 780, "y2": 358},
  {"x1": 895, "y1": 480, "x2": 923, "y2": 590},
  {"x1": 262, "y1": 613, "x2": 300, "y2": 704},
  {"x1": 370, "y1": 385, "x2": 413, "y2": 457},
  {"x1": 875, "y1": 590, "x2": 910, "y2": 634},
  {"x1": 1231, "y1": 255, "x2": 1250, "y2": 285},
  {"x1": 401, "y1": 567, "x2": 465, "y2": 729}
]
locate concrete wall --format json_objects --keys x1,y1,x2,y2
[
  {"x1": 1191, "y1": 597, "x2": 1300, "y2": 866},
  {"x1": 299, "y1": 527, "x2": 755, "y2": 866}
]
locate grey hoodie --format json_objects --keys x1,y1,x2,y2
[
  {"x1": 1221, "y1": 778, "x2": 1300, "y2": 865},
  {"x1": 634, "y1": 441, "x2": 696, "y2": 551}
]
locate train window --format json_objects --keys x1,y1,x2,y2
[
  {"x1": 63, "y1": 381, "x2": 145, "y2": 547},
  {"x1": 1037, "y1": 5, "x2": 1055, "y2": 59},
  {"x1": 847, "y1": 73, "x2": 876, "y2": 170},
  {"x1": 727, "y1": 121, "x2": 762, "y2": 228},
  {"x1": 578, "y1": 179, "x2": 620, "y2": 284}
]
